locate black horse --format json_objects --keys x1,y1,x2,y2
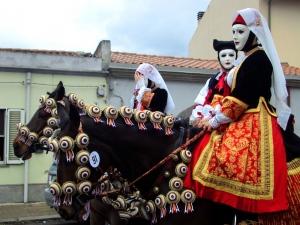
[
  {"x1": 14, "y1": 82, "x2": 300, "y2": 225},
  {"x1": 13, "y1": 82, "x2": 234, "y2": 225}
]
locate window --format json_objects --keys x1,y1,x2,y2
[
  {"x1": 0, "y1": 109, "x2": 4, "y2": 161},
  {"x1": 0, "y1": 109, "x2": 24, "y2": 165}
]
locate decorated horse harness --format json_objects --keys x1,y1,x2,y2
[{"x1": 21, "y1": 93, "x2": 203, "y2": 223}]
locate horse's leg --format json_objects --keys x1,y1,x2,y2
[{"x1": 90, "y1": 199, "x2": 122, "y2": 225}]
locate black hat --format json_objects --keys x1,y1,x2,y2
[{"x1": 213, "y1": 39, "x2": 236, "y2": 52}]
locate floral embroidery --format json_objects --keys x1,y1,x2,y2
[
  {"x1": 221, "y1": 96, "x2": 248, "y2": 121},
  {"x1": 192, "y1": 100, "x2": 274, "y2": 200}
]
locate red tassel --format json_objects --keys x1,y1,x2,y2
[
  {"x1": 66, "y1": 149, "x2": 74, "y2": 162},
  {"x1": 63, "y1": 194, "x2": 73, "y2": 206},
  {"x1": 153, "y1": 122, "x2": 162, "y2": 130},
  {"x1": 184, "y1": 202, "x2": 194, "y2": 213},
  {"x1": 169, "y1": 203, "x2": 180, "y2": 214},
  {"x1": 92, "y1": 184, "x2": 101, "y2": 196},
  {"x1": 165, "y1": 127, "x2": 173, "y2": 135},
  {"x1": 82, "y1": 201, "x2": 90, "y2": 221},
  {"x1": 93, "y1": 118, "x2": 103, "y2": 123},
  {"x1": 53, "y1": 195, "x2": 61, "y2": 207},
  {"x1": 151, "y1": 211, "x2": 157, "y2": 224},
  {"x1": 124, "y1": 118, "x2": 134, "y2": 126},
  {"x1": 44, "y1": 106, "x2": 52, "y2": 113},
  {"x1": 160, "y1": 206, "x2": 167, "y2": 218},
  {"x1": 138, "y1": 122, "x2": 147, "y2": 130},
  {"x1": 107, "y1": 118, "x2": 116, "y2": 127}
]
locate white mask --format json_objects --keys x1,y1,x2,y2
[
  {"x1": 219, "y1": 49, "x2": 236, "y2": 70},
  {"x1": 232, "y1": 24, "x2": 250, "y2": 51}
]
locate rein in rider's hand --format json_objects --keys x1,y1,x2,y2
[{"x1": 193, "y1": 118, "x2": 212, "y2": 132}]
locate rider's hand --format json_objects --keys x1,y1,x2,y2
[
  {"x1": 195, "y1": 118, "x2": 212, "y2": 132},
  {"x1": 192, "y1": 118, "x2": 202, "y2": 127},
  {"x1": 134, "y1": 71, "x2": 143, "y2": 82}
]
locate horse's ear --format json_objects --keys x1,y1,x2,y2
[
  {"x1": 55, "y1": 81, "x2": 65, "y2": 101},
  {"x1": 56, "y1": 103, "x2": 70, "y2": 131},
  {"x1": 48, "y1": 81, "x2": 65, "y2": 100},
  {"x1": 69, "y1": 103, "x2": 80, "y2": 128}
]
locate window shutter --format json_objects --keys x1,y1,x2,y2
[{"x1": 5, "y1": 109, "x2": 25, "y2": 164}]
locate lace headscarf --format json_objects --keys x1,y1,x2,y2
[{"x1": 136, "y1": 63, "x2": 175, "y2": 114}]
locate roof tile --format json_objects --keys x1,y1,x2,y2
[
  {"x1": 111, "y1": 52, "x2": 300, "y2": 76},
  {"x1": 0, "y1": 48, "x2": 299, "y2": 76}
]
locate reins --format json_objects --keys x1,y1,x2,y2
[
  {"x1": 128, "y1": 129, "x2": 204, "y2": 187},
  {"x1": 93, "y1": 129, "x2": 204, "y2": 197}
]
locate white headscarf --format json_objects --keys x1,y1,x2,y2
[
  {"x1": 233, "y1": 8, "x2": 291, "y2": 129},
  {"x1": 136, "y1": 63, "x2": 175, "y2": 114}
]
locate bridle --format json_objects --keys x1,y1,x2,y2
[{"x1": 15, "y1": 96, "x2": 59, "y2": 155}]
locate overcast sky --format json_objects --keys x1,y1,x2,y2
[{"x1": 0, "y1": 0, "x2": 210, "y2": 57}]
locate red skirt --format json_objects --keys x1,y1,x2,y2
[{"x1": 184, "y1": 105, "x2": 288, "y2": 213}]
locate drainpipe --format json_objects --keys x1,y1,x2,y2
[
  {"x1": 24, "y1": 72, "x2": 32, "y2": 203},
  {"x1": 268, "y1": 0, "x2": 272, "y2": 30}
]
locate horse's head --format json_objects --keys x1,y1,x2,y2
[
  {"x1": 47, "y1": 90, "x2": 96, "y2": 222},
  {"x1": 13, "y1": 81, "x2": 65, "y2": 160}
]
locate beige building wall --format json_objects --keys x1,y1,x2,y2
[
  {"x1": 189, "y1": 0, "x2": 300, "y2": 67},
  {"x1": 271, "y1": 0, "x2": 300, "y2": 67},
  {"x1": 189, "y1": 0, "x2": 261, "y2": 60}
]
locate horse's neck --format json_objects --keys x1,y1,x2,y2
[{"x1": 79, "y1": 115, "x2": 185, "y2": 190}]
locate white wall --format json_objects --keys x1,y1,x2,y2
[{"x1": 289, "y1": 87, "x2": 300, "y2": 136}]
